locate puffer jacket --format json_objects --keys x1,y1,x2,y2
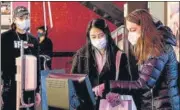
[{"x1": 106, "y1": 22, "x2": 180, "y2": 110}]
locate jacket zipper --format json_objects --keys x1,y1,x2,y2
[{"x1": 151, "y1": 88, "x2": 154, "y2": 110}]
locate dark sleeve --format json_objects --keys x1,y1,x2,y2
[
  {"x1": 1, "y1": 32, "x2": 13, "y2": 80},
  {"x1": 118, "y1": 53, "x2": 131, "y2": 81},
  {"x1": 71, "y1": 53, "x2": 80, "y2": 74},
  {"x1": 42, "y1": 39, "x2": 53, "y2": 57},
  {"x1": 37, "y1": 45, "x2": 41, "y2": 93},
  {"x1": 33, "y1": 40, "x2": 41, "y2": 93},
  {"x1": 1, "y1": 33, "x2": 6, "y2": 74},
  {"x1": 1, "y1": 33, "x2": 6, "y2": 79},
  {"x1": 106, "y1": 55, "x2": 168, "y2": 95}
]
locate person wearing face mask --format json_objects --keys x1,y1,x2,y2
[
  {"x1": 1, "y1": 6, "x2": 41, "y2": 110},
  {"x1": 37, "y1": 26, "x2": 53, "y2": 70},
  {"x1": 95, "y1": 9, "x2": 180, "y2": 110},
  {"x1": 71, "y1": 18, "x2": 131, "y2": 110}
]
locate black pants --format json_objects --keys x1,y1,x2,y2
[{"x1": 2, "y1": 80, "x2": 35, "y2": 110}]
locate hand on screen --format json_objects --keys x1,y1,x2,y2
[{"x1": 92, "y1": 83, "x2": 105, "y2": 97}]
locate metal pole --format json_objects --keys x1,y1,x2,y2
[
  {"x1": 48, "y1": 2, "x2": 53, "y2": 28},
  {"x1": 28, "y1": 1, "x2": 31, "y2": 32},
  {"x1": 43, "y1": 2, "x2": 47, "y2": 31},
  {"x1": 16, "y1": 40, "x2": 24, "y2": 110},
  {"x1": 10, "y1": 2, "x2": 13, "y2": 24}
]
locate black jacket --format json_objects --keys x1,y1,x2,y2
[
  {"x1": 1, "y1": 29, "x2": 40, "y2": 92},
  {"x1": 71, "y1": 45, "x2": 131, "y2": 110},
  {"x1": 71, "y1": 45, "x2": 131, "y2": 88},
  {"x1": 39, "y1": 37, "x2": 53, "y2": 69}
]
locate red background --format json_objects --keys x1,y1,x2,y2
[{"x1": 29, "y1": 2, "x2": 125, "y2": 70}]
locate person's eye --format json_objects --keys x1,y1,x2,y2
[
  {"x1": 19, "y1": 17, "x2": 24, "y2": 20},
  {"x1": 90, "y1": 35, "x2": 96, "y2": 39},
  {"x1": 25, "y1": 16, "x2": 30, "y2": 19},
  {"x1": 93, "y1": 37, "x2": 96, "y2": 39},
  {"x1": 130, "y1": 29, "x2": 136, "y2": 32}
]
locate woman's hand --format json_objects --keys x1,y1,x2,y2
[
  {"x1": 35, "y1": 93, "x2": 41, "y2": 107},
  {"x1": 92, "y1": 83, "x2": 105, "y2": 97},
  {"x1": 1, "y1": 96, "x2": 3, "y2": 105},
  {"x1": 1, "y1": 85, "x2": 3, "y2": 105},
  {"x1": 106, "y1": 92, "x2": 121, "y2": 107}
]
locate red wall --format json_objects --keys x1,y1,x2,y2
[
  {"x1": 13, "y1": 2, "x2": 28, "y2": 10},
  {"x1": 30, "y1": 2, "x2": 123, "y2": 70},
  {"x1": 113, "y1": 1, "x2": 126, "y2": 10}
]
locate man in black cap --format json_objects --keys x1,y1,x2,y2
[{"x1": 1, "y1": 6, "x2": 41, "y2": 110}]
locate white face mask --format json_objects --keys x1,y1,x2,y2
[
  {"x1": 15, "y1": 19, "x2": 30, "y2": 33},
  {"x1": 128, "y1": 32, "x2": 141, "y2": 45},
  {"x1": 91, "y1": 37, "x2": 107, "y2": 50}
]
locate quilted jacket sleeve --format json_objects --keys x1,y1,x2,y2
[{"x1": 106, "y1": 54, "x2": 169, "y2": 94}]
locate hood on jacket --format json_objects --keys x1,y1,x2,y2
[{"x1": 154, "y1": 20, "x2": 177, "y2": 46}]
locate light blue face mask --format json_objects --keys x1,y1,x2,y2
[
  {"x1": 15, "y1": 19, "x2": 30, "y2": 33},
  {"x1": 37, "y1": 32, "x2": 45, "y2": 38}
]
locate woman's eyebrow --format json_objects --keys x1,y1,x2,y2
[
  {"x1": 90, "y1": 34, "x2": 96, "y2": 37},
  {"x1": 97, "y1": 33, "x2": 104, "y2": 35}
]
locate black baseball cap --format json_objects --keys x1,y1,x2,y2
[{"x1": 13, "y1": 6, "x2": 29, "y2": 18}]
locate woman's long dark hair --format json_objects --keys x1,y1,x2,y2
[
  {"x1": 86, "y1": 18, "x2": 117, "y2": 70},
  {"x1": 11, "y1": 22, "x2": 16, "y2": 30}
]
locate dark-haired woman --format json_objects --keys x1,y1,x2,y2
[{"x1": 71, "y1": 18, "x2": 131, "y2": 110}]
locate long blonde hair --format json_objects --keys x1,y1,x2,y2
[{"x1": 126, "y1": 9, "x2": 165, "y2": 64}]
